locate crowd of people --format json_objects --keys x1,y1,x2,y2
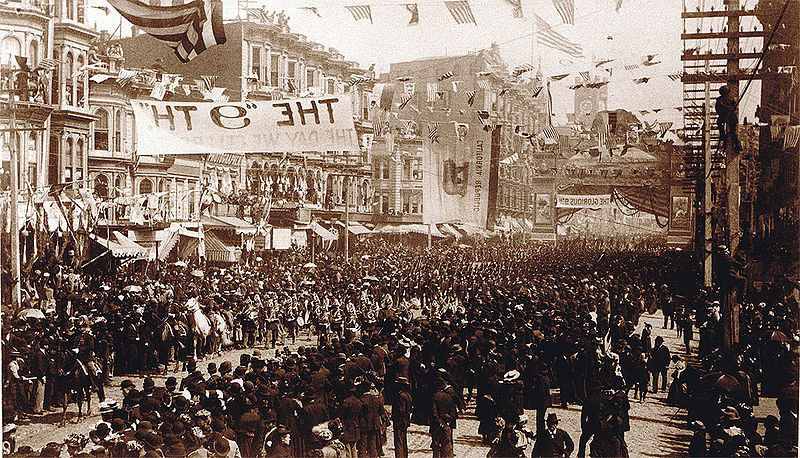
[{"x1": 2, "y1": 238, "x2": 798, "y2": 457}]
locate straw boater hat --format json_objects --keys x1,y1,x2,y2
[{"x1": 501, "y1": 370, "x2": 520, "y2": 383}]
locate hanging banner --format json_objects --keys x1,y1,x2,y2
[
  {"x1": 131, "y1": 94, "x2": 359, "y2": 155},
  {"x1": 556, "y1": 194, "x2": 613, "y2": 208},
  {"x1": 423, "y1": 113, "x2": 493, "y2": 228}
]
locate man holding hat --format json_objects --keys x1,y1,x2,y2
[{"x1": 532, "y1": 413, "x2": 574, "y2": 457}]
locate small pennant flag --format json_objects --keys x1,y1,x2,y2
[
  {"x1": 658, "y1": 121, "x2": 673, "y2": 137},
  {"x1": 642, "y1": 54, "x2": 660, "y2": 66},
  {"x1": 396, "y1": 76, "x2": 412, "y2": 81},
  {"x1": 201, "y1": 75, "x2": 218, "y2": 91},
  {"x1": 452, "y1": 80, "x2": 461, "y2": 92},
  {"x1": 398, "y1": 94, "x2": 412, "y2": 109},
  {"x1": 550, "y1": 73, "x2": 570, "y2": 81},
  {"x1": 117, "y1": 68, "x2": 137, "y2": 87},
  {"x1": 502, "y1": 0, "x2": 523, "y2": 17},
  {"x1": 428, "y1": 122, "x2": 441, "y2": 142},
  {"x1": 445, "y1": 1, "x2": 477, "y2": 25},
  {"x1": 640, "y1": 110, "x2": 649, "y2": 115},
  {"x1": 427, "y1": 82, "x2": 438, "y2": 102},
  {"x1": 552, "y1": 0, "x2": 574, "y2": 24},
  {"x1": 477, "y1": 80, "x2": 490, "y2": 90},
  {"x1": 345, "y1": 5, "x2": 372, "y2": 23},
  {"x1": 675, "y1": 107, "x2": 683, "y2": 112},
  {"x1": 624, "y1": 64, "x2": 639, "y2": 71},
  {"x1": 668, "y1": 73, "x2": 682, "y2": 81},
  {"x1": 476, "y1": 71, "x2": 492, "y2": 76},
  {"x1": 595, "y1": 59, "x2": 614, "y2": 67},
  {"x1": 579, "y1": 71, "x2": 590, "y2": 83},
  {"x1": 287, "y1": 78, "x2": 296, "y2": 93},
  {"x1": 605, "y1": 67, "x2": 613, "y2": 77},
  {"x1": 532, "y1": 86, "x2": 543, "y2": 97},
  {"x1": 633, "y1": 77, "x2": 650, "y2": 84},
  {"x1": 405, "y1": 3, "x2": 419, "y2": 25},
  {"x1": 653, "y1": 108, "x2": 662, "y2": 112},
  {"x1": 149, "y1": 82, "x2": 167, "y2": 100},
  {"x1": 543, "y1": 125, "x2": 558, "y2": 139},
  {"x1": 784, "y1": 126, "x2": 800, "y2": 149},
  {"x1": 513, "y1": 63, "x2": 534, "y2": 77},
  {"x1": 615, "y1": 0, "x2": 624, "y2": 11},
  {"x1": 35, "y1": 58, "x2": 59, "y2": 71},
  {"x1": 438, "y1": 71, "x2": 454, "y2": 81},
  {"x1": 300, "y1": 6, "x2": 321, "y2": 17},
  {"x1": 467, "y1": 90, "x2": 476, "y2": 105}
]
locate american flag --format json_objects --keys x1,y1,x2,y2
[
  {"x1": 35, "y1": 58, "x2": 59, "y2": 71},
  {"x1": 107, "y1": 0, "x2": 226, "y2": 63},
  {"x1": 201, "y1": 75, "x2": 218, "y2": 91},
  {"x1": 532, "y1": 86, "x2": 543, "y2": 97},
  {"x1": 784, "y1": 126, "x2": 800, "y2": 149},
  {"x1": 438, "y1": 71, "x2": 454, "y2": 81},
  {"x1": 534, "y1": 14, "x2": 583, "y2": 58},
  {"x1": 552, "y1": 0, "x2": 574, "y2": 24},
  {"x1": 477, "y1": 80, "x2": 490, "y2": 90},
  {"x1": 543, "y1": 125, "x2": 558, "y2": 139},
  {"x1": 428, "y1": 122, "x2": 441, "y2": 142},
  {"x1": 513, "y1": 63, "x2": 534, "y2": 77},
  {"x1": 149, "y1": 82, "x2": 167, "y2": 100},
  {"x1": 633, "y1": 77, "x2": 649, "y2": 84},
  {"x1": 345, "y1": 5, "x2": 372, "y2": 23},
  {"x1": 668, "y1": 73, "x2": 682, "y2": 81},
  {"x1": 246, "y1": 8, "x2": 270, "y2": 23},
  {"x1": 404, "y1": 81, "x2": 416, "y2": 96},
  {"x1": 502, "y1": 0, "x2": 523, "y2": 18},
  {"x1": 579, "y1": 71, "x2": 590, "y2": 83},
  {"x1": 445, "y1": 1, "x2": 477, "y2": 25},
  {"x1": 286, "y1": 78, "x2": 296, "y2": 93},
  {"x1": 466, "y1": 90, "x2": 476, "y2": 106},
  {"x1": 658, "y1": 121, "x2": 673, "y2": 137},
  {"x1": 598, "y1": 123, "x2": 610, "y2": 148},
  {"x1": 117, "y1": 68, "x2": 138, "y2": 87},
  {"x1": 398, "y1": 94, "x2": 412, "y2": 109},
  {"x1": 427, "y1": 82, "x2": 438, "y2": 103}
]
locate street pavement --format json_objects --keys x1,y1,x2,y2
[{"x1": 14, "y1": 312, "x2": 779, "y2": 456}]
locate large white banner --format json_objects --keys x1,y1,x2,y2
[
  {"x1": 556, "y1": 194, "x2": 613, "y2": 208},
  {"x1": 131, "y1": 95, "x2": 359, "y2": 155},
  {"x1": 422, "y1": 115, "x2": 492, "y2": 228}
]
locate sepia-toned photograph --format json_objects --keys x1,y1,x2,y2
[{"x1": 1, "y1": 0, "x2": 798, "y2": 456}]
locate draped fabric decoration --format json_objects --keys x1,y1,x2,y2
[
  {"x1": 149, "y1": 82, "x2": 167, "y2": 100},
  {"x1": 543, "y1": 125, "x2": 558, "y2": 139},
  {"x1": 106, "y1": 0, "x2": 226, "y2": 62},
  {"x1": 438, "y1": 71, "x2": 454, "y2": 81},
  {"x1": 658, "y1": 121, "x2": 673, "y2": 137},
  {"x1": 552, "y1": 0, "x2": 574, "y2": 24},
  {"x1": 345, "y1": 5, "x2": 373, "y2": 23},
  {"x1": 513, "y1": 63, "x2": 535, "y2": 77},
  {"x1": 532, "y1": 86, "x2": 543, "y2": 97},
  {"x1": 502, "y1": 0, "x2": 523, "y2": 17},
  {"x1": 784, "y1": 126, "x2": 800, "y2": 149},
  {"x1": 200, "y1": 75, "x2": 217, "y2": 91},
  {"x1": 579, "y1": 71, "x2": 590, "y2": 83},
  {"x1": 349, "y1": 75, "x2": 376, "y2": 85},
  {"x1": 428, "y1": 122, "x2": 441, "y2": 142},
  {"x1": 534, "y1": 14, "x2": 583, "y2": 57},
  {"x1": 405, "y1": 3, "x2": 419, "y2": 25},
  {"x1": 668, "y1": 73, "x2": 682, "y2": 81},
  {"x1": 444, "y1": 0, "x2": 477, "y2": 24},
  {"x1": 117, "y1": 68, "x2": 137, "y2": 86},
  {"x1": 398, "y1": 94, "x2": 412, "y2": 109}
]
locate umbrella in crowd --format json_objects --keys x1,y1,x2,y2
[
  {"x1": 303, "y1": 262, "x2": 318, "y2": 269},
  {"x1": 17, "y1": 308, "x2": 45, "y2": 320},
  {"x1": 122, "y1": 285, "x2": 142, "y2": 293}
]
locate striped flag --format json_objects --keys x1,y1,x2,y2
[
  {"x1": 668, "y1": 73, "x2": 682, "y2": 81},
  {"x1": 398, "y1": 94, "x2": 412, "y2": 109},
  {"x1": 784, "y1": 126, "x2": 800, "y2": 149},
  {"x1": 512, "y1": 63, "x2": 534, "y2": 77},
  {"x1": 345, "y1": 5, "x2": 372, "y2": 23},
  {"x1": 405, "y1": 3, "x2": 419, "y2": 25},
  {"x1": 201, "y1": 75, "x2": 218, "y2": 91},
  {"x1": 477, "y1": 80, "x2": 490, "y2": 90},
  {"x1": 438, "y1": 71, "x2": 454, "y2": 81},
  {"x1": 502, "y1": 0, "x2": 523, "y2": 17},
  {"x1": 107, "y1": 0, "x2": 226, "y2": 63},
  {"x1": 534, "y1": 14, "x2": 583, "y2": 58},
  {"x1": 552, "y1": 0, "x2": 574, "y2": 25},
  {"x1": 598, "y1": 123, "x2": 611, "y2": 148},
  {"x1": 427, "y1": 82, "x2": 438, "y2": 102},
  {"x1": 35, "y1": 58, "x2": 59, "y2": 71},
  {"x1": 149, "y1": 82, "x2": 167, "y2": 100},
  {"x1": 466, "y1": 90, "x2": 476, "y2": 106},
  {"x1": 579, "y1": 71, "x2": 590, "y2": 83},
  {"x1": 286, "y1": 78, "x2": 296, "y2": 93},
  {"x1": 445, "y1": 1, "x2": 477, "y2": 25},
  {"x1": 658, "y1": 121, "x2": 673, "y2": 137},
  {"x1": 531, "y1": 86, "x2": 543, "y2": 97},
  {"x1": 428, "y1": 122, "x2": 441, "y2": 142},
  {"x1": 404, "y1": 81, "x2": 416, "y2": 96},
  {"x1": 624, "y1": 64, "x2": 639, "y2": 71},
  {"x1": 543, "y1": 125, "x2": 558, "y2": 139},
  {"x1": 117, "y1": 68, "x2": 138, "y2": 87},
  {"x1": 349, "y1": 75, "x2": 376, "y2": 85},
  {"x1": 246, "y1": 7, "x2": 270, "y2": 22}
]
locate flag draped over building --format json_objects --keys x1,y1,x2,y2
[
  {"x1": 552, "y1": 0, "x2": 574, "y2": 24},
  {"x1": 444, "y1": 1, "x2": 477, "y2": 25},
  {"x1": 345, "y1": 5, "x2": 373, "y2": 23},
  {"x1": 534, "y1": 14, "x2": 583, "y2": 58},
  {"x1": 106, "y1": 0, "x2": 226, "y2": 62}
]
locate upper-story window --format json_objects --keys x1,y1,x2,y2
[
  {"x1": 251, "y1": 46, "x2": 261, "y2": 80},
  {"x1": 66, "y1": 0, "x2": 74, "y2": 20},
  {"x1": 139, "y1": 178, "x2": 153, "y2": 195},
  {"x1": 114, "y1": 110, "x2": 122, "y2": 152},
  {"x1": 94, "y1": 109, "x2": 109, "y2": 151},
  {"x1": 269, "y1": 54, "x2": 279, "y2": 87},
  {"x1": 28, "y1": 41, "x2": 38, "y2": 67},
  {"x1": 287, "y1": 60, "x2": 297, "y2": 87},
  {"x1": 1, "y1": 36, "x2": 21, "y2": 67},
  {"x1": 306, "y1": 68, "x2": 315, "y2": 90},
  {"x1": 77, "y1": 0, "x2": 85, "y2": 23},
  {"x1": 65, "y1": 53, "x2": 74, "y2": 105}
]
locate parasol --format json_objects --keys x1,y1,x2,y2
[
  {"x1": 303, "y1": 262, "x2": 318, "y2": 269},
  {"x1": 172, "y1": 261, "x2": 188, "y2": 268},
  {"x1": 768, "y1": 330, "x2": 789, "y2": 342},
  {"x1": 18, "y1": 308, "x2": 45, "y2": 320},
  {"x1": 300, "y1": 280, "x2": 316, "y2": 286},
  {"x1": 123, "y1": 285, "x2": 142, "y2": 293},
  {"x1": 363, "y1": 275, "x2": 379, "y2": 282},
  {"x1": 190, "y1": 269, "x2": 204, "y2": 278}
]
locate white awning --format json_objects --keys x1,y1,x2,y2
[{"x1": 310, "y1": 221, "x2": 338, "y2": 241}]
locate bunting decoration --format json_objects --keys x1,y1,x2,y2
[
  {"x1": 428, "y1": 121, "x2": 441, "y2": 142},
  {"x1": 552, "y1": 0, "x2": 574, "y2": 25},
  {"x1": 201, "y1": 75, "x2": 218, "y2": 91},
  {"x1": 445, "y1": 1, "x2": 477, "y2": 24},
  {"x1": 467, "y1": 90, "x2": 476, "y2": 105},
  {"x1": 247, "y1": 8, "x2": 271, "y2": 22},
  {"x1": 477, "y1": 80, "x2": 491, "y2": 90},
  {"x1": 550, "y1": 73, "x2": 570, "y2": 81},
  {"x1": 513, "y1": 63, "x2": 535, "y2": 77},
  {"x1": 668, "y1": 73, "x2": 682, "y2": 81},
  {"x1": 286, "y1": 78, "x2": 296, "y2": 93},
  {"x1": 398, "y1": 94, "x2": 412, "y2": 109},
  {"x1": 502, "y1": 0, "x2": 523, "y2": 17},
  {"x1": 345, "y1": 5, "x2": 373, "y2": 23},
  {"x1": 784, "y1": 126, "x2": 800, "y2": 149},
  {"x1": 534, "y1": 14, "x2": 583, "y2": 58},
  {"x1": 543, "y1": 125, "x2": 558, "y2": 139},
  {"x1": 624, "y1": 64, "x2": 639, "y2": 71},
  {"x1": 438, "y1": 71, "x2": 454, "y2": 81},
  {"x1": 106, "y1": 0, "x2": 226, "y2": 63},
  {"x1": 532, "y1": 86, "x2": 543, "y2": 97},
  {"x1": 633, "y1": 77, "x2": 650, "y2": 84},
  {"x1": 427, "y1": 82, "x2": 438, "y2": 102},
  {"x1": 349, "y1": 75, "x2": 376, "y2": 85},
  {"x1": 300, "y1": 6, "x2": 321, "y2": 17},
  {"x1": 149, "y1": 82, "x2": 167, "y2": 100},
  {"x1": 405, "y1": 3, "x2": 419, "y2": 25},
  {"x1": 116, "y1": 68, "x2": 137, "y2": 87}
]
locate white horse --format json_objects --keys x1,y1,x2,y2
[{"x1": 185, "y1": 298, "x2": 212, "y2": 359}]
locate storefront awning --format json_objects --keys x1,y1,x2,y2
[
  {"x1": 335, "y1": 221, "x2": 372, "y2": 235},
  {"x1": 202, "y1": 215, "x2": 257, "y2": 234},
  {"x1": 92, "y1": 233, "x2": 149, "y2": 259},
  {"x1": 439, "y1": 224, "x2": 462, "y2": 239},
  {"x1": 204, "y1": 232, "x2": 238, "y2": 263},
  {"x1": 374, "y1": 223, "x2": 445, "y2": 237},
  {"x1": 310, "y1": 221, "x2": 338, "y2": 241}
]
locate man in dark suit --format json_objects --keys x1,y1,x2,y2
[
  {"x1": 391, "y1": 377, "x2": 413, "y2": 458},
  {"x1": 431, "y1": 377, "x2": 457, "y2": 458},
  {"x1": 339, "y1": 385, "x2": 362, "y2": 458},
  {"x1": 532, "y1": 413, "x2": 574, "y2": 458},
  {"x1": 359, "y1": 382, "x2": 385, "y2": 458}
]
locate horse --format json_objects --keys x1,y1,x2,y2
[
  {"x1": 208, "y1": 311, "x2": 232, "y2": 355},
  {"x1": 53, "y1": 350, "x2": 96, "y2": 425},
  {"x1": 185, "y1": 297, "x2": 212, "y2": 360}
]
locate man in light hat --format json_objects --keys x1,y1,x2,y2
[{"x1": 532, "y1": 413, "x2": 574, "y2": 457}]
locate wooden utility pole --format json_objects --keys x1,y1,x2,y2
[
  {"x1": 726, "y1": 0, "x2": 741, "y2": 255},
  {"x1": 703, "y1": 59, "x2": 713, "y2": 288},
  {"x1": 8, "y1": 75, "x2": 21, "y2": 307},
  {"x1": 344, "y1": 175, "x2": 349, "y2": 262}
]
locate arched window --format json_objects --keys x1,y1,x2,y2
[
  {"x1": 76, "y1": 54, "x2": 84, "y2": 106},
  {"x1": 94, "y1": 109, "x2": 108, "y2": 150},
  {"x1": 64, "y1": 137, "x2": 74, "y2": 182},
  {"x1": 75, "y1": 138, "x2": 84, "y2": 182},
  {"x1": 28, "y1": 40, "x2": 38, "y2": 67},
  {"x1": 139, "y1": 178, "x2": 153, "y2": 195},
  {"x1": 94, "y1": 174, "x2": 109, "y2": 198},
  {"x1": 113, "y1": 110, "x2": 122, "y2": 152},
  {"x1": 1, "y1": 36, "x2": 21, "y2": 66},
  {"x1": 65, "y1": 0, "x2": 74, "y2": 20},
  {"x1": 65, "y1": 53, "x2": 74, "y2": 105},
  {"x1": 76, "y1": 0, "x2": 85, "y2": 23}
]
